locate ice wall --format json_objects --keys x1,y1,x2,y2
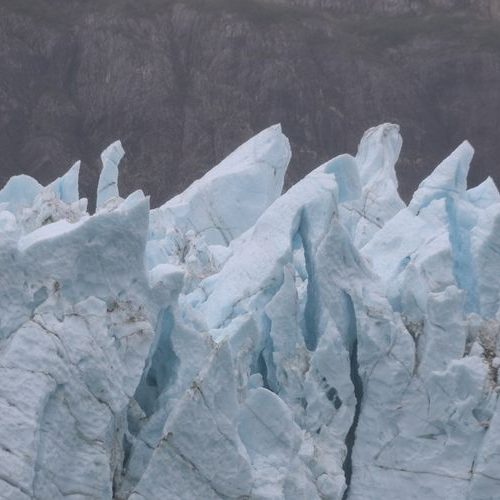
[{"x1": 1, "y1": 123, "x2": 499, "y2": 500}]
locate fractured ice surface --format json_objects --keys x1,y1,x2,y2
[
  {"x1": 341, "y1": 123, "x2": 404, "y2": 248},
  {"x1": 1, "y1": 123, "x2": 500, "y2": 499},
  {"x1": 148, "y1": 124, "x2": 291, "y2": 257}
]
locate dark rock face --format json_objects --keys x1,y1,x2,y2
[
  {"x1": 280, "y1": 0, "x2": 500, "y2": 18},
  {"x1": 1, "y1": 0, "x2": 500, "y2": 206}
]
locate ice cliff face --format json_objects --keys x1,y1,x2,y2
[{"x1": 1, "y1": 123, "x2": 499, "y2": 499}]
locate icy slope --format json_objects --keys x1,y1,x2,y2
[{"x1": 0, "y1": 123, "x2": 499, "y2": 499}]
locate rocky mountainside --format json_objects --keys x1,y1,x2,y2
[
  {"x1": 1, "y1": 0, "x2": 500, "y2": 205},
  {"x1": 274, "y1": 0, "x2": 500, "y2": 18}
]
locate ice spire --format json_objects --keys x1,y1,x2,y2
[{"x1": 96, "y1": 140, "x2": 125, "y2": 210}]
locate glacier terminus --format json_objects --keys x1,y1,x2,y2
[{"x1": 0, "y1": 123, "x2": 499, "y2": 499}]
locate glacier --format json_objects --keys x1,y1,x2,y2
[{"x1": 0, "y1": 122, "x2": 499, "y2": 499}]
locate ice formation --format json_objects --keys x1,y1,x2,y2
[{"x1": 0, "y1": 123, "x2": 499, "y2": 500}]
